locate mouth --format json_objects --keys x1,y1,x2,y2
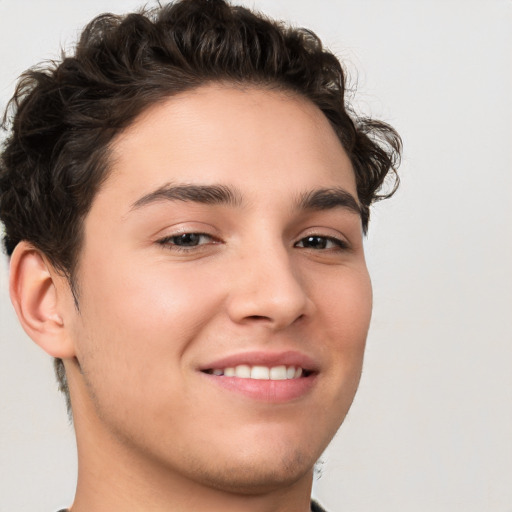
[
  {"x1": 202, "y1": 365, "x2": 313, "y2": 380},
  {"x1": 199, "y1": 352, "x2": 318, "y2": 402}
]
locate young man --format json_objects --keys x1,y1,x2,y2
[{"x1": 0, "y1": 1, "x2": 400, "y2": 510}]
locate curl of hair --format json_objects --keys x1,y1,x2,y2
[{"x1": 0, "y1": 0, "x2": 401, "y2": 411}]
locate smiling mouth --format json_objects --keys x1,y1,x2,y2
[{"x1": 202, "y1": 365, "x2": 313, "y2": 380}]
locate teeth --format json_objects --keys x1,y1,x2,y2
[
  {"x1": 269, "y1": 365, "x2": 287, "y2": 380},
  {"x1": 210, "y1": 365, "x2": 306, "y2": 380},
  {"x1": 251, "y1": 365, "x2": 270, "y2": 379},
  {"x1": 235, "y1": 365, "x2": 251, "y2": 378},
  {"x1": 224, "y1": 367, "x2": 236, "y2": 377}
]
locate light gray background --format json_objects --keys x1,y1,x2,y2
[{"x1": 1, "y1": 1, "x2": 511, "y2": 511}]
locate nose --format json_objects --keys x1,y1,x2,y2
[{"x1": 225, "y1": 243, "x2": 313, "y2": 330}]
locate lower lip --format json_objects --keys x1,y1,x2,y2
[{"x1": 200, "y1": 372, "x2": 317, "y2": 403}]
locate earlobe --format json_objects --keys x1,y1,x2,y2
[{"x1": 9, "y1": 241, "x2": 76, "y2": 359}]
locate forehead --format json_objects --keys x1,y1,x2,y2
[{"x1": 98, "y1": 84, "x2": 356, "y2": 210}]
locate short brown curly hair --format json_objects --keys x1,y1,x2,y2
[{"x1": 0, "y1": 0, "x2": 401, "y2": 409}]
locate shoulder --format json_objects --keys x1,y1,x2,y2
[{"x1": 311, "y1": 500, "x2": 329, "y2": 512}]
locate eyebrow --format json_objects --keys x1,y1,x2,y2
[
  {"x1": 296, "y1": 188, "x2": 362, "y2": 216},
  {"x1": 130, "y1": 183, "x2": 243, "y2": 210},
  {"x1": 129, "y1": 183, "x2": 361, "y2": 217}
]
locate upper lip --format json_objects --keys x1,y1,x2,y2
[{"x1": 198, "y1": 350, "x2": 319, "y2": 372}]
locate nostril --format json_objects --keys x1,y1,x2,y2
[{"x1": 247, "y1": 315, "x2": 270, "y2": 321}]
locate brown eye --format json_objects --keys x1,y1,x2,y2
[
  {"x1": 171, "y1": 233, "x2": 204, "y2": 247},
  {"x1": 158, "y1": 233, "x2": 215, "y2": 249},
  {"x1": 295, "y1": 235, "x2": 347, "y2": 250}
]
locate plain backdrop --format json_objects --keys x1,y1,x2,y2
[{"x1": 0, "y1": 1, "x2": 511, "y2": 511}]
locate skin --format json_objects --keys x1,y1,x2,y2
[{"x1": 10, "y1": 85, "x2": 372, "y2": 512}]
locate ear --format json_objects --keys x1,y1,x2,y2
[{"x1": 9, "y1": 241, "x2": 76, "y2": 359}]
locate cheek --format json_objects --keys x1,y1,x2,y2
[
  {"x1": 319, "y1": 266, "x2": 372, "y2": 344},
  {"x1": 314, "y1": 267, "x2": 372, "y2": 391},
  {"x1": 73, "y1": 260, "x2": 225, "y2": 392},
  {"x1": 84, "y1": 257, "x2": 221, "y2": 332}
]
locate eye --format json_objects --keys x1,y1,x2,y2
[
  {"x1": 295, "y1": 235, "x2": 348, "y2": 250},
  {"x1": 157, "y1": 232, "x2": 216, "y2": 250}
]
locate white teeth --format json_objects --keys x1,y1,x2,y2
[
  {"x1": 210, "y1": 365, "x2": 305, "y2": 380},
  {"x1": 234, "y1": 365, "x2": 251, "y2": 378},
  {"x1": 251, "y1": 365, "x2": 270, "y2": 379},
  {"x1": 269, "y1": 365, "x2": 287, "y2": 380}
]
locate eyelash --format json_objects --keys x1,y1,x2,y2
[
  {"x1": 294, "y1": 235, "x2": 349, "y2": 251},
  {"x1": 157, "y1": 232, "x2": 349, "y2": 252},
  {"x1": 157, "y1": 233, "x2": 217, "y2": 252}
]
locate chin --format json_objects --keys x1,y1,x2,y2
[
  {"x1": 168, "y1": 405, "x2": 345, "y2": 495},
  {"x1": 194, "y1": 447, "x2": 315, "y2": 495}
]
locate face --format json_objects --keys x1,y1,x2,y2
[{"x1": 65, "y1": 85, "x2": 372, "y2": 493}]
